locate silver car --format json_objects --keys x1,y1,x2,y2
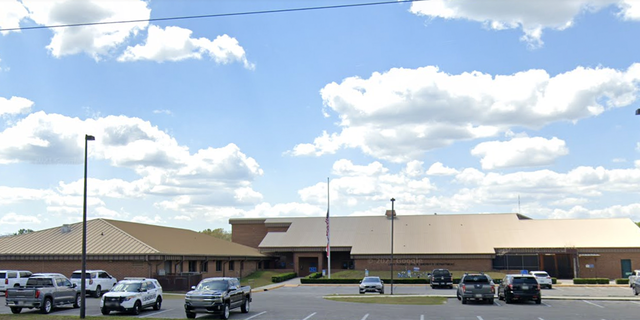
[{"x1": 359, "y1": 276, "x2": 384, "y2": 294}]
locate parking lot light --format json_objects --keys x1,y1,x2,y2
[{"x1": 81, "y1": 134, "x2": 95, "y2": 319}]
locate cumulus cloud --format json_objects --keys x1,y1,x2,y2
[
  {"x1": 0, "y1": 212, "x2": 41, "y2": 224},
  {"x1": 118, "y1": 25, "x2": 254, "y2": 69},
  {"x1": 471, "y1": 136, "x2": 569, "y2": 170},
  {"x1": 8, "y1": 0, "x2": 150, "y2": 59},
  {"x1": 0, "y1": 96, "x2": 34, "y2": 116},
  {"x1": 409, "y1": 0, "x2": 640, "y2": 48},
  {"x1": 426, "y1": 162, "x2": 458, "y2": 176},
  {"x1": 0, "y1": 0, "x2": 29, "y2": 35},
  {"x1": 292, "y1": 64, "x2": 640, "y2": 162}
]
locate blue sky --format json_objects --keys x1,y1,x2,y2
[{"x1": 1, "y1": 0, "x2": 640, "y2": 235}]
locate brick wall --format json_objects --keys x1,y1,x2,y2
[
  {"x1": 355, "y1": 257, "x2": 492, "y2": 273},
  {"x1": 0, "y1": 260, "x2": 150, "y2": 280},
  {"x1": 577, "y1": 252, "x2": 640, "y2": 279}
]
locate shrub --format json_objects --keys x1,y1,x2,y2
[
  {"x1": 307, "y1": 272, "x2": 323, "y2": 279},
  {"x1": 272, "y1": 272, "x2": 297, "y2": 283},
  {"x1": 615, "y1": 278, "x2": 629, "y2": 285},
  {"x1": 573, "y1": 278, "x2": 610, "y2": 284},
  {"x1": 551, "y1": 277, "x2": 557, "y2": 284}
]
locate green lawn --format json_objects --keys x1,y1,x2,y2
[{"x1": 240, "y1": 270, "x2": 282, "y2": 288}]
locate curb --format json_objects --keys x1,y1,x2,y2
[{"x1": 323, "y1": 294, "x2": 640, "y2": 301}]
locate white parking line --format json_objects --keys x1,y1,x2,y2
[
  {"x1": 538, "y1": 318, "x2": 545, "y2": 320},
  {"x1": 361, "y1": 313, "x2": 369, "y2": 320},
  {"x1": 582, "y1": 300, "x2": 605, "y2": 308},
  {"x1": 494, "y1": 300, "x2": 501, "y2": 306},
  {"x1": 542, "y1": 302, "x2": 551, "y2": 307},
  {"x1": 420, "y1": 315, "x2": 424, "y2": 320},
  {"x1": 245, "y1": 311, "x2": 267, "y2": 320},
  {"x1": 477, "y1": 316, "x2": 484, "y2": 320},
  {"x1": 139, "y1": 309, "x2": 173, "y2": 318},
  {"x1": 303, "y1": 312, "x2": 317, "y2": 320}
]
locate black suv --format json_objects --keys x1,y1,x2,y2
[
  {"x1": 429, "y1": 269, "x2": 453, "y2": 289},
  {"x1": 498, "y1": 274, "x2": 541, "y2": 304}
]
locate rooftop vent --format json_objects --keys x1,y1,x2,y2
[{"x1": 61, "y1": 224, "x2": 71, "y2": 233}]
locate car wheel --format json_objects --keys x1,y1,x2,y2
[
  {"x1": 10, "y1": 307, "x2": 22, "y2": 314},
  {"x1": 101, "y1": 308, "x2": 110, "y2": 315},
  {"x1": 536, "y1": 298, "x2": 542, "y2": 305},
  {"x1": 94, "y1": 285, "x2": 102, "y2": 298},
  {"x1": 461, "y1": 297, "x2": 467, "y2": 304},
  {"x1": 634, "y1": 286, "x2": 639, "y2": 296},
  {"x1": 456, "y1": 292, "x2": 461, "y2": 301},
  {"x1": 505, "y1": 294, "x2": 513, "y2": 304},
  {"x1": 13, "y1": 283, "x2": 20, "y2": 288},
  {"x1": 379, "y1": 289, "x2": 384, "y2": 294},
  {"x1": 132, "y1": 301, "x2": 142, "y2": 315},
  {"x1": 186, "y1": 311, "x2": 196, "y2": 319},
  {"x1": 548, "y1": 285, "x2": 552, "y2": 289},
  {"x1": 41, "y1": 297, "x2": 53, "y2": 314},
  {"x1": 360, "y1": 291, "x2": 364, "y2": 294},
  {"x1": 241, "y1": 297, "x2": 250, "y2": 313},
  {"x1": 153, "y1": 297, "x2": 162, "y2": 310},
  {"x1": 220, "y1": 303, "x2": 230, "y2": 320},
  {"x1": 73, "y1": 293, "x2": 81, "y2": 308},
  {"x1": 487, "y1": 298, "x2": 494, "y2": 304}
]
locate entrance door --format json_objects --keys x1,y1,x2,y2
[
  {"x1": 621, "y1": 259, "x2": 632, "y2": 278},
  {"x1": 299, "y1": 257, "x2": 318, "y2": 277},
  {"x1": 542, "y1": 255, "x2": 557, "y2": 277},
  {"x1": 556, "y1": 254, "x2": 574, "y2": 279}
]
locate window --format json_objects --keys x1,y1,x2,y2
[
  {"x1": 189, "y1": 261, "x2": 197, "y2": 272},
  {"x1": 229, "y1": 261, "x2": 235, "y2": 271},
  {"x1": 8, "y1": 272, "x2": 17, "y2": 278},
  {"x1": 201, "y1": 261, "x2": 208, "y2": 272},
  {"x1": 216, "y1": 261, "x2": 222, "y2": 272},
  {"x1": 492, "y1": 254, "x2": 539, "y2": 270}
]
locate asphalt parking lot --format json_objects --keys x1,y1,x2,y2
[{"x1": 2, "y1": 285, "x2": 640, "y2": 320}]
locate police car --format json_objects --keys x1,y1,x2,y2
[{"x1": 100, "y1": 278, "x2": 163, "y2": 315}]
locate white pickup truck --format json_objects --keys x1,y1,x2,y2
[{"x1": 629, "y1": 270, "x2": 640, "y2": 288}]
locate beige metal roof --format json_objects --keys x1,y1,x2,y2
[
  {"x1": 257, "y1": 213, "x2": 640, "y2": 255},
  {"x1": 0, "y1": 219, "x2": 263, "y2": 257}
]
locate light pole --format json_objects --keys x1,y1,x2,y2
[
  {"x1": 390, "y1": 197, "x2": 395, "y2": 295},
  {"x1": 81, "y1": 134, "x2": 94, "y2": 319}
]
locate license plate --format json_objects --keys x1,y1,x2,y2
[
  {"x1": 475, "y1": 294, "x2": 482, "y2": 298},
  {"x1": 105, "y1": 302, "x2": 118, "y2": 307},
  {"x1": 522, "y1": 285, "x2": 529, "y2": 290}
]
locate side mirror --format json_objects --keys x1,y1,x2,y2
[
  {"x1": 229, "y1": 286, "x2": 237, "y2": 291},
  {"x1": 191, "y1": 286, "x2": 196, "y2": 290},
  {"x1": 72, "y1": 283, "x2": 77, "y2": 288}
]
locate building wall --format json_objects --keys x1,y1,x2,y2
[
  {"x1": 355, "y1": 257, "x2": 492, "y2": 273},
  {"x1": 232, "y1": 223, "x2": 269, "y2": 248},
  {"x1": 0, "y1": 260, "x2": 150, "y2": 280},
  {"x1": 577, "y1": 252, "x2": 640, "y2": 279}
]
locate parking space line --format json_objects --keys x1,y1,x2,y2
[
  {"x1": 631, "y1": 301, "x2": 640, "y2": 306},
  {"x1": 582, "y1": 300, "x2": 604, "y2": 308},
  {"x1": 303, "y1": 312, "x2": 317, "y2": 320},
  {"x1": 244, "y1": 311, "x2": 267, "y2": 320},
  {"x1": 477, "y1": 316, "x2": 484, "y2": 320},
  {"x1": 538, "y1": 318, "x2": 545, "y2": 320},
  {"x1": 494, "y1": 301, "x2": 501, "y2": 306},
  {"x1": 361, "y1": 313, "x2": 369, "y2": 320},
  {"x1": 139, "y1": 309, "x2": 173, "y2": 318},
  {"x1": 542, "y1": 302, "x2": 551, "y2": 307},
  {"x1": 420, "y1": 315, "x2": 424, "y2": 320}
]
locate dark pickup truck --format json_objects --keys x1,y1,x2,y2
[
  {"x1": 5, "y1": 273, "x2": 80, "y2": 314},
  {"x1": 429, "y1": 269, "x2": 453, "y2": 289},
  {"x1": 184, "y1": 277, "x2": 251, "y2": 319}
]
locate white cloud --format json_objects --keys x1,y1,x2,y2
[
  {"x1": 20, "y1": 0, "x2": 150, "y2": 60},
  {"x1": 426, "y1": 162, "x2": 458, "y2": 176},
  {"x1": 153, "y1": 109, "x2": 172, "y2": 116},
  {"x1": 0, "y1": 96, "x2": 34, "y2": 116},
  {"x1": 293, "y1": 64, "x2": 640, "y2": 163},
  {"x1": 0, "y1": 212, "x2": 41, "y2": 224},
  {"x1": 0, "y1": 0, "x2": 29, "y2": 35},
  {"x1": 471, "y1": 136, "x2": 569, "y2": 170},
  {"x1": 409, "y1": 0, "x2": 640, "y2": 48},
  {"x1": 118, "y1": 25, "x2": 254, "y2": 69}
]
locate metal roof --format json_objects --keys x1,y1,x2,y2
[
  {"x1": 255, "y1": 213, "x2": 640, "y2": 255},
  {"x1": 0, "y1": 218, "x2": 264, "y2": 257}
]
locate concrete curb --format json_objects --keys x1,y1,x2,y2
[{"x1": 323, "y1": 294, "x2": 640, "y2": 301}]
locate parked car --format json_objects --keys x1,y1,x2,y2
[
  {"x1": 456, "y1": 273, "x2": 495, "y2": 304},
  {"x1": 0, "y1": 270, "x2": 32, "y2": 291},
  {"x1": 70, "y1": 269, "x2": 117, "y2": 297},
  {"x1": 629, "y1": 270, "x2": 640, "y2": 288},
  {"x1": 429, "y1": 269, "x2": 453, "y2": 289},
  {"x1": 184, "y1": 277, "x2": 251, "y2": 319},
  {"x1": 359, "y1": 276, "x2": 384, "y2": 294},
  {"x1": 100, "y1": 278, "x2": 163, "y2": 315},
  {"x1": 498, "y1": 274, "x2": 542, "y2": 304},
  {"x1": 529, "y1": 270, "x2": 552, "y2": 289},
  {"x1": 4, "y1": 273, "x2": 80, "y2": 314}
]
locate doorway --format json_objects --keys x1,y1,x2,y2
[{"x1": 621, "y1": 259, "x2": 632, "y2": 278}]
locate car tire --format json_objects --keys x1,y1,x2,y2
[
  {"x1": 220, "y1": 303, "x2": 230, "y2": 320},
  {"x1": 379, "y1": 289, "x2": 384, "y2": 294},
  {"x1": 461, "y1": 297, "x2": 467, "y2": 304},
  {"x1": 548, "y1": 285, "x2": 552, "y2": 289},
  {"x1": 101, "y1": 308, "x2": 110, "y2": 315},
  {"x1": 73, "y1": 293, "x2": 81, "y2": 308},
  {"x1": 634, "y1": 286, "x2": 639, "y2": 296},
  {"x1": 360, "y1": 291, "x2": 364, "y2": 294},
  {"x1": 536, "y1": 298, "x2": 542, "y2": 304},
  {"x1": 132, "y1": 301, "x2": 142, "y2": 315},
  {"x1": 10, "y1": 307, "x2": 22, "y2": 314},
  {"x1": 241, "y1": 297, "x2": 250, "y2": 313},
  {"x1": 505, "y1": 294, "x2": 513, "y2": 304},
  {"x1": 94, "y1": 285, "x2": 102, "y2": 298},
  {"x1": 456, "y1": 292, "x2": 461, "y2": 301},
  {"x1": 487, "y1": 298, "x2": 494, "y2": 304},
  {"x1": 41, "y1": 297, "x2": 53, "y2": 314},
  {"x1": 153, "y1": 297, "x2": 162, "y2": 310},
  {"x1": 186, "y1": 311, "x2": 196, "y2": 319}
]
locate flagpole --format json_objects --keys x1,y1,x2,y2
[{"x1": 327, "y1": 177, "x2": 331, "y2": 279}]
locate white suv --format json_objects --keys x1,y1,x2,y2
[
  {"x1": 529, "y1": 270, "x2": 553, "y2": 289},
  {"x1": 70, "y1": 270, "x2": 117, "y2": 297},
  {"x1": 100, "y1": 278, "x2": 163, "y2": 315},
  {"x1": 0, "y1": 270, "x2": 32, "y2": 291}
]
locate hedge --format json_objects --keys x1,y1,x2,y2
[
  {"x1": 552, "y1": 277, "x2": 557, "y2": 284},
  {"x1": 616, "y1": 278, "x2": 630, "y2": 285},
  {"x1": 272, "y1": 272, "x2": 297, "y2": 283},
  {"x1": 573, "y1": 278, "x2": 610, "y2": 284},
  {"x1": 307, "y1": 272, "x2": 323, "y2": 279}
]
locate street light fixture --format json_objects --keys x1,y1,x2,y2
[
  {"x1": 81, "y1": 134, "x2": 94, "y2": 319},
  {"x1": 390, "y1": 198, "x2": 395, "y2": 295}
]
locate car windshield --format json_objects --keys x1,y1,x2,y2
[
  {"x1": 513, "y1": 277, "x2": 538, "y2": 284},
  {"x1": 111, "y1": 282, "x2": 142, "y2": 292},
  {"x1": 197, "y1": 280, "x2": 229, "y2": 291},
  {"x1": 363, "y1": 277, "x2": 380, "y2": 283},
  {"x1": 463, "y1": 275, "x2": 489, "y2": 283},
  {"x1": 433, "y1": 270, "x2": 449, "y2": 276}
]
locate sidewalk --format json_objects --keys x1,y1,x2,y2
[{"x1": 251, "y1": 277, "x2": 301, "y2": 292}]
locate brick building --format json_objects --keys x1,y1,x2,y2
[
  {"x1": 230, "y1": 213, "x2": 640, "y2": 279},
  {"x1": 0, "y1": 219, "x2": 267, "y2": 284}
]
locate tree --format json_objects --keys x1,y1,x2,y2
[
  {"x1": 200, "y1": 228, "x2": 231, "y2": 241},
  {"x1": 14, "y1": 228, "x2": 34, "y2": 235}
]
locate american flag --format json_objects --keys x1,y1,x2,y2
[{"x1": 325, "y1": 208, "x2": 330, "y2": 258}]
